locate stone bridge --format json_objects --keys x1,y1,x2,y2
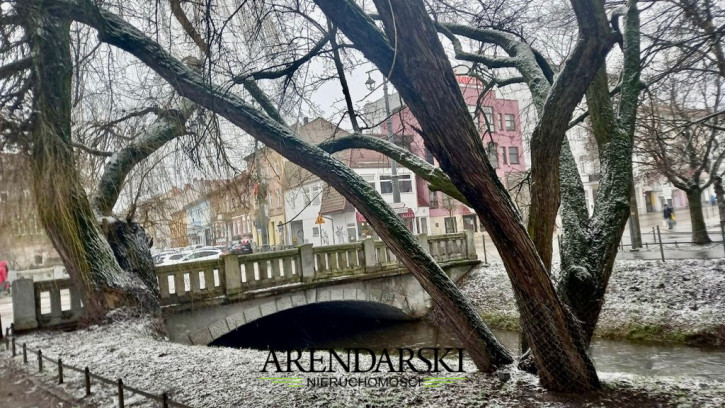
[{"x1": 13, "y1": 232, "x2": 480, "y2": 345}]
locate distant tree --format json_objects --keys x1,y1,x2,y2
[{"x1": 636, "y1": 79, "x2": 724, "y2": 244}]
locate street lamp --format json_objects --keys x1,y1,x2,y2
[{"x1": 366, "y1": 71, "x2": 401, "y2": 204}]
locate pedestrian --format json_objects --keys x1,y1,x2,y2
[
  {"x1": 663, "y1": 205, "x2": 674, "y2": 229},
  {"x1": 711, "y1": 194, "x2": 717, "y2": 207},
  {"x1": 0, "y1": 260, "x2": 7, "y2": 293}
]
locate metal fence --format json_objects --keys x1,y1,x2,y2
[
  {"x1": 1, "y1": 326, "x2": 192, "y2": 408},
  {"x1": 616, "y1": 225, "x2": 724, "y2": 261}
]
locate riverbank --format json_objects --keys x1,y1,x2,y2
[
  {"x1": 4, "y1": 313, "x2": 724, "y2": 407},
  {"x1": 459, "y1": 259, "x2": 725, "y2": 346}
]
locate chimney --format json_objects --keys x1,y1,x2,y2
[{"x1": 303, "y1": 117, "x2": 309, "y2": 125}]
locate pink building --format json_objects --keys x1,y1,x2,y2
[{"x1": 382, "y1": 75, "x2": 527, "y2": 234}]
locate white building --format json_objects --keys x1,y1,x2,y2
[{"x1": 284, "y1": 146, "x2": 427, "y2": 246}]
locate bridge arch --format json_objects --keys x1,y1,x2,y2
[{"x1": 209, "y1": 300, "x2": 413, "y2": 348}]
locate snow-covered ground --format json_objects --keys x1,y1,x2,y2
[
  {"x1": 460, "y1": 259, "x2": 725, "y2": 345},
  {"x1": 3, "y1": 313, "x2": 724, "y2": 407}
]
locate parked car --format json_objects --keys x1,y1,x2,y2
[
  {"x1": 156, "y1": 252, "x2": 189, "y2": 266},
  {"x1": 153, "y1": 251, "x2": 179, "y2": 265},
  {"x1": 178, "y1": 249, "x2": 223, "y2": 263},
  {"x1": 229, "y1": 235, "x2": 254, "y2": 255}
]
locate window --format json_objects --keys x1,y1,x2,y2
[
  {"x1": 504, "y1": 114, "x2": 515, "y2": 131},
  {"x1": 276, "y1": 190, "x2": 282, "y2": 208},
  {"x1": 311, "y1": 184, "x2": 321, "y2": 205},
  {"x1": 429, "y1": 190, "x2": 439, "y2": 208},
  {"x1": 482, "y1": 107, "x2": 494, "y2": 132},
  {"x1": 487, "y1": 142, "x2": 499, "y2": 168},
  {"x1": 508, "y1": 147, "x2": 520, "y2": 164},
  {"x1": 498, "y1": 113, "x2": 503, "y2": 131},
  {"x1": 380, "y1": 175, "x2": 412, "y2": 194},
  {"x1": 398, "y1": 175, "x2": 412, "y2": 193},
  {"x1": 361, "y1": 174, "x2": 375, "y2": 190},
  {"x1": 501, "y1": 147, "x2": 508, "y2": 165},
  {"x1": 380, "y1": 176, "x2": 393, "y2": 194},
  {"x1": 303, "y1": 186, "x2": 311, "y2": 206},
  {"x1": 467, "y1": 106, "x2": 480, "y2": 130}
]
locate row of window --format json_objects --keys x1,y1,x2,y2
[
  {"x1": 468, "y1": 107, "x2": 516, "y2": 132},
  {"x1": 362, "y1": 174, "x2": 413, "y2": 195},
  {"x1": 486, "y1": 143, "x2": 519, "y2": 168}
]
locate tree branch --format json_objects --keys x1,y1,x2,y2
[{"x1": 317, "y1": 134, "x2": 469, "y2": 205}]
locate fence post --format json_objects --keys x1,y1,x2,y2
[
  {"x1": 85, "y1": 367, "x2": 91, "y2": 396},
  {"x1": 652, "y1": 227, "x2": 656, "y2": 243},
  {"x1": 38, "y1": 350, "x2": 43, "y2": 372},
  {"x1": 10, "y1": 323, "x2": 13, "y2": 336},
  {"x1": 118, "y1": 379, "x2": 124, "y2": 408},
  {"x1": 656, "y1": 225, "x2": 665, "y2": 262},
  {"x1": 482, "y1": 234, "x2": 488, "y2": 264},
  {"x1": 22, "y1": 343, "x2": 27, "y2": 363},
  {"x1": 720, "y1": 221, "x2": 725, "y2": 253},
  {"x1": 162, "y1": 392, "x2": 169, "y2": 408},
  {"x1": 12, "y1": 337, "x2": 16, "y2": 357},
  {"x1": 58, "y1": 359, "x2": 63, "y2": 384}
]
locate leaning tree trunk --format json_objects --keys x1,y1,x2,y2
[
  {"x1": 316, "y1": 0, "x2": 600, "y2": 391},
  {"x1": 25, "y1": 9, "x2": 156, "y2": 318},
  {"x1": 685, "y1": 189, "x2": 711, "y2": 244}
]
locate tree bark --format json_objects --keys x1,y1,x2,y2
[
  {"x1": 24, "y1": 8, "x2": 156, "y2": 319},
  {"x1": 686, "y1": 189, "x2": 711, "y2": 244}
]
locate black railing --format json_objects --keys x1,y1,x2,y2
[{"x1": 2, "y1": 327, "x2": 192, "y2": 408}]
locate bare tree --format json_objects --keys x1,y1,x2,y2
[{"x1": 636, "y1": 78, "x2": 724, "y2": 244}]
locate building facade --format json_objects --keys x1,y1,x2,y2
[
  {"x1": 369, "y1": 75, "x2": 527, "y2": 234},
  {"x1": 0, "y1": 153, "x2": 61, "y2": 270}
]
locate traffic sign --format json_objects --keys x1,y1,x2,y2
[{"x1": 315, "y1": 214, "x2": 325, "y2": 224}]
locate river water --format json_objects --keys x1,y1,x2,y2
[{"x1": 213, "y1": 304, "x2": 725, "y2": 381}]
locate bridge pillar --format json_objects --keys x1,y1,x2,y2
[
  {"x1": 224, "y1": 255, "x2": 242, "y2": 296},
  {"x1": 299, "y1": 243, "x2": 315, "y2": 280},
  {"x1": 417, "y1": 233, "x2": 429, "y2": 253},
  {"x1": 465, "y1": 230, "x2": 478, "y2": 260},
  {"x1": 12, "y1": 279, "x2": 38, "y2": 331},
  {"x1": 362, "y1": 238, "x2": 380, "y2": 273}
]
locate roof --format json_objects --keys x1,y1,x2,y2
[
  {"x1": 284, "y1": 161, "x2": 319, "y2": 189},
  {"x1": 319, "y1": 186, "x2": 352, "y2": 214}
]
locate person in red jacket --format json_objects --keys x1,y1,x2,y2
[{"x1": 0, "y1": 260, "x2": 8, "y2": 291}]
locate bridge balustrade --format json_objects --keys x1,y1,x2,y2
[{"x1": 12, "y1": 231, "x2": 478, "y2": 328}]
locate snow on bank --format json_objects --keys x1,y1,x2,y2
[
  {"x1": 460, "y1": 259, "x2": 725, "y2": 344},
  {"x1": 3, "y1": 313, "x2": 724, "y2": 407}
]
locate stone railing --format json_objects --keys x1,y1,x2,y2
[
  {"x1": 13, "y1": 231, "x2": 478, "y2": 325},
  {"x1": 154, "y1": 231, "x2": 476, "y2": 307},
  {"x1": 12, "y1": 278, "x2": 84, "y2": 331}
]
